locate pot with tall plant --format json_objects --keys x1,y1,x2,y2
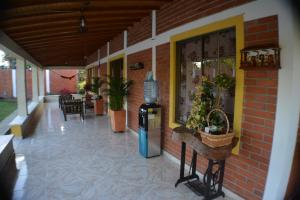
[
  {"x1": 104, "y1": 76, "x2": 133, "y2": 132},
  {"x1": 92, "y1": 77, "x2": 105, "y2": 115}
]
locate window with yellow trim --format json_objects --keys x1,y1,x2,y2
[{"x1": 175, "y1": 27, "x2": 236, "y2": 127}]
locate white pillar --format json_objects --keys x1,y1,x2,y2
[
  {"x1": 38, "y1": 67, "x2": 45, "y2": 97},
  {"x1": 263, "y1": 1, "x2": 300, "y2": 199},
  {"x1": 45, "y1": 69, "x2": 50, "y2": 94},
  {"x1": 31, "y1": 65, "x2": 38, "y2": 102},
  {"x1": 151, "y1": 10, "x2": 157, "y2": 80},
  {"x1": 97, "y1": 49, "x2": 101, "y2": 77},
  {"x1": 12, "y1": 69, "x2": 16, "y2": 98},
  {"x1": 16, "y1": 58, "x2": 27, "y2": 116},
  {"x1": 124, "y1": 30, "x2": 128, "y2": 126}
]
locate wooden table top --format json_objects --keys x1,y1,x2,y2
[{"x1": 172, "y1": 126, "x2": 238, "y2": 160}]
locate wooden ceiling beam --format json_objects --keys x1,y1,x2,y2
[
  {"x1": 1, "y1": 1, "x2": 167, "y2": 16},
  {"x1": 20, "y1": 36, "x2": 107, "y2": 47},
  {"x1": 13, "y1": 29, "x2": 120, "y2": 42},
  {"x1": 18, "y1": 34, "x2": 109, "y2": 46},
  {"x1": 0, "y1": 0, "x2": 172, "y2": 66},
  {"x1": 2, "y1": 0, "x2": 171, "y2": 9},
  {"x1": 24, "y1": 40, "x2": 105, "y2": 50},
  {"x1": 9, "y1": 24, "x2": 129, "y2": 38},
  {"x1": 2, "y1": 16, "x2": 139, "y2": 32},
  {"x1": 15, "y1": 31, "x2": 119, "y2": 44},
  {"x1": 1, "y1": 10, "x2": 149, "y2": 24}
]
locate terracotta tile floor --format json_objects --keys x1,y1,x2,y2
[{"x1": 12, "y1": 103, "x2": 232, "y2": 200}]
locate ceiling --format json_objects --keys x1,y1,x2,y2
[{"x1": 0, "y1": 0, "x2": 171, "y2": 66}]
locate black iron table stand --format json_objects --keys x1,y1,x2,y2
[{"x1": 175, "y1": 141, "x2": 226, "y2": 200}]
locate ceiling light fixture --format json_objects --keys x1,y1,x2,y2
[{"x1": 80, "y1": 14, "x2": 87, "y2": 33}]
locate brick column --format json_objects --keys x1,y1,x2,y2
[{"x1": 16, "y1": 58, "x2": 27, "y2": 116}]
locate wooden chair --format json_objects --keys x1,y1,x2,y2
[
  {"x1": 62, "y1": 99, "x2": 84, "y2": 121},
  {"x1": 59, "y1": 94, "x2": 74, "y2": 109}
]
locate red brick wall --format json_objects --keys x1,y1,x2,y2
[
  {"x1": 50, "y1": 69, "x2": 78, "y2": 94},
  {"x1": 156, "y1": 0, "x2": 252, "y2": 34},
  {"x1": 152, "y1": 15, "x2": 278, "y2": 200},
  {"x1": 99, "y1": 63, "x2": 108, "y2": 110},
  {"x1": 128, "y1": 16, "x2": 152, "y2": 46},
  {"x1": 127, "y1": 48, "x2": 152, "y2": 131},
  {"x1": 26, "y1": 70, "x2": 32, "y2": 99},
  {"x1": 87, "y1": 50, "x2": 98, "y2": 65},
  {"x1": 110, "y1": 32, "x2": 124, "y2": 54},
  {"x1": 100, "y1": 43, "x2": 107, "y2": 59},
  {"x1": 99, "y1": 63, "x2": 107, "y2": 78},
  {"x1": 245, "y1": 15, "x2": 278, "y2": 47},
  {"x1": 0, "y1": 69, "x2": 13, "y2": 98}
]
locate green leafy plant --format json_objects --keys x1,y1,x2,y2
[
  {"x1": 186, "y1": 74, "x2": 235, "y2": 134},
  {"x1": 91, "y1": 77, "x2": 105, "y2": 99},
  {"x1": 186, "y1": 78, "x2": 215, "y2": 132},
  {"x1": 214, "y1": 73, "x2": 235, "y2": 105},
  {"x1": 77, "y1": 80, "x2": 86, "y2": 95},
  {"x1": 103, "y1": 76, "x2": 133, "y2": 111}
]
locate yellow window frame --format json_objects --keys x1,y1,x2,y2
[{"x1": 169, "y1": 15, "x2": 244, "y2": 154}]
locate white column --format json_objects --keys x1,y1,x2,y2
[
  {"x1": 107, "y1": 41, "x2": 110, "y2": 64},
  {"x1": 45, "y1": 69, "x2": 50, "y2": 94},
  {"x1": 151, "y1": 10, "x2": 157, "y2": 80},
  {"x1": 12, "y1": 69, "x2": 16, "y2": 98},
  {"x1": 97, "y1": 49, "x2": 101, "y2": 77},
  {"x1": 16, "y1": 58, "x2": 27, "y2": 116},
  {"x1": 31, "y1": 65, "x2": 39, "y2": 102},
  {"x1": 38, "y1": 67, "x2": 45, "y2": 97},
  {"x1": 263, "y1": 1, "x2": 300, "y2": 199},
  {"x1": 124, "y1": 30, "x2": 128, "y2": 126}
]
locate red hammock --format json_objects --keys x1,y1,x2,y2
[{"x1": 52, "y1": 70, "x2": 78, "y2": 80}]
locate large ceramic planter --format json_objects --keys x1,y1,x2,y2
[
  {"x1": 110, "y1": 110, "x2": 126, "y2": 132},
  {"x1": 94, "y1": 99, "x2": 104, "y2": 115}
]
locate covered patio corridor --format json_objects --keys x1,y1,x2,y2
[
  {"x1": 12, "y1": 102, "x2": 212, "y2": 200},
  {"x1": 1, "y1": 0, "x2": 300, "y2": 200}
]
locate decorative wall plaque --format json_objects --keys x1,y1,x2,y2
[{"x1": 240, "y1": 44, "x2": 280, "y2": 70}]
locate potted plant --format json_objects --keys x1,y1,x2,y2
[
  {"x1": 103, "y1": 76, "x2": 133, "y2": 132},
  {"x1": 186, "y1": 74, "x2": 235, "y2": 147},
  {"x1": 92, "y1": 77, "x2": 105, "y2": 115}
]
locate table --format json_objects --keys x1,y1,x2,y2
[{"x1": 172, "y1": 126, "x2": 238, "y2": 200}]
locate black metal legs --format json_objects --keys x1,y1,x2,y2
[
  {"x1": 175, "y1": 142, "x2": 199, "y2": 187},
  {"x1": 202, "y1": 160, "x2": 225, "y2": 199},
  {"x1": 175, "y1": 142, "x2": 226, "y2": 200}
]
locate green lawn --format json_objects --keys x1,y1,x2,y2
[{"x1": 0, "y1": 100, "x2": 17, "y2": 122}]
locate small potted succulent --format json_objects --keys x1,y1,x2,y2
[{"x1": 92, "y1": 77, "x2": 105, "y2": 115}]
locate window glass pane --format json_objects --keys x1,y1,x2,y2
[
  {"x1": 176, "y1": 38, "x2": 202, "y2": 123},
  {"x1": 175, "y1": 28, "x2": 236, "y2": 126},
  {"x1": 203, "y1": 32, "x2": 218, "y2": 59}
]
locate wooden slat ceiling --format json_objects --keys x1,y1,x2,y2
[{"x1": 0, "y1": 0, "x2": 171, "y2": 66}]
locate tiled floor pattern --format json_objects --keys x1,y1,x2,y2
[{"x1": 12, "y1": 103, "x2": 232, "y2": 200}]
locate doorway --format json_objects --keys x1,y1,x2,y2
[{"x1": 110, "y1": 58, "x2": 123, "y2": 79}]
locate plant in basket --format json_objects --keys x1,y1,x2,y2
[{"x1": 186, "y1": 74, "x2": 235, "y2": 148}]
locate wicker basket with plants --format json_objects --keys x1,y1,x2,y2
[{"x1": 186, "y1": 74, "x2": 235, "y2": 148}]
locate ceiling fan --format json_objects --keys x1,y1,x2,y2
[{"x1": 49, "y1": 1, "x2": 90, "y2": 33}]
